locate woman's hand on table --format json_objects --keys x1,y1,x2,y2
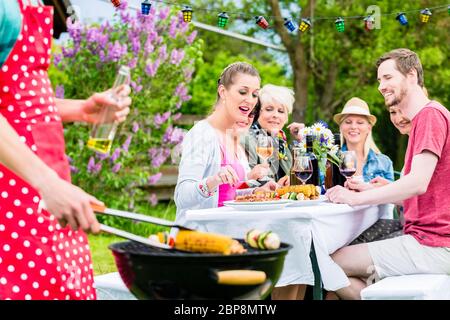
[
  {"x1": 325, "y1": 185, "x2": 360, "y2": 205},
  {"x1": 255, "y1": 180, "x2": 279, "y2": 193},
  {"x1": 277, "y1": 175, "x2": 290, "y2": 186},
  {"x1": 247, "y1": 163, "x2": 270, "y2": 180}
]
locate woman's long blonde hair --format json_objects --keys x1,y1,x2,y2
[{"x1": 339, "y1": 114, "x2": 381, "y2": 161}]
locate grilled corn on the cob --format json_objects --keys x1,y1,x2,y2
[
  {"x1": 174, "y1": 230, "x2": 246, "y2": 255},
  {"x1": 276, "y1": 184, "x2": 318, "y2": 198}
]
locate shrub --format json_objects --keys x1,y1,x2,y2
[{"x1": 50, "y1": 1, "x2": 202, "y2": 231}]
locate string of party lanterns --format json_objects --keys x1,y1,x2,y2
[{"x1": 110, "y1": 1, "x2": 450, "y2": 33}]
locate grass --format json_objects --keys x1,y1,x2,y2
[
  {"x1": 88, "y1": 234, "x2": 122, "y2": 275},
  {"x1": 88, "y1": 201, "x2": 177, "y2": 275}
]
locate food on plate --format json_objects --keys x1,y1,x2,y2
[
  {"x1": 235, "y1": 191, "x2": 278, "y2": 202},
  {"x1": 176, "y1": 230, "x2": 247, "y2": 255},
  {"x1": 234, "y1": 184, "x2": 320, "y2": 202},
  {"x1": 245, "y1": 229, "x2": 281, "y2": 250},
  {"x1": 276, "y1": 184, "x2": 320, "y2": 200}
]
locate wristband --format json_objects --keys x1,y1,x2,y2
[{"x1": 198, "y1": 178, "x2": 215, "y2": 197}]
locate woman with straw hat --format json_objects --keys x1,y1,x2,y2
[{"x1": 333, "y1": 97, "x2": 394, "y2": 183}]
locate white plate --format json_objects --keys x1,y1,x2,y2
[
  {"x1": 223, "y1": 200, "x2": 291, "y2": 211},
  {"x1": 286, "y1": 195, "x2": 329, "y2": 207}
]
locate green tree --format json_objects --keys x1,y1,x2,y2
[
  {"x1": 228, "y1": 0, "x2": 449, "y2": 168},
  {"x1": 183, "y1": 51, "x2": 291, "y2": 115}
]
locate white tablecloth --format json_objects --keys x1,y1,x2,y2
[{"x1": 185, "y1": 203, "x2": 390, "y2": 291}]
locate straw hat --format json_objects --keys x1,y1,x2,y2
[{"x1": 333, "y1": 97, "x2": 377, "y2": 126}]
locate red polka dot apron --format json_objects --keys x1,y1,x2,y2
[{"x1": 0, "y1": 1, "x2": 96, "y2": 300}]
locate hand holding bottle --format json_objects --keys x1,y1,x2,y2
[
  {"x1": 81, "y1": 84, "x2": 131, "y2": 124},
  {"x1": 87, "y1": 65, "x2": 131, "y2": 154}
]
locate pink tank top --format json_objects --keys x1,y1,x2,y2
[{"x1": 218, "y1": 143, "x2": 246, "y2": 207}]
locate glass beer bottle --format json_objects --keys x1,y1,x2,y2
[{"x1": 87, "y1": 65, "x2": 130, "y2": 154}]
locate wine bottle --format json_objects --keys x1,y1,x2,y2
[
  {"x1": 331, "y1": 133, "x2": 346, "y2": 187},
  {"x1": 305, "y1": 135, "x2": 319, "y2": 186},
  {"x1": 324, "y1": 160, "x2": 333, "y2": 190},
  {"x1": 290, "y1": 146, "x2": 301, "y2": 186}
]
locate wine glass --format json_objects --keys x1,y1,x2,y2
[
  {"x1": 293, "y1": 156, "x2": 313, "y2": 185},
  {"x1": 256, "y1": 135, "x2": 274, "y2": 181},
  {"x1": 339, "y1": 151, "x2": 357, "y2": 180}
]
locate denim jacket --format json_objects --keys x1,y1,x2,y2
[{"x1": 342, "y1": 144, "x2": 394, "y2": 182}]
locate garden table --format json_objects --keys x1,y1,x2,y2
[{"x1": 185, "y1": 202, "x2": 392, "y2": 299}]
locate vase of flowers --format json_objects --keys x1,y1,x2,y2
[{"x1": 293, "y1": 121, "x2": 340, "y2": 190}]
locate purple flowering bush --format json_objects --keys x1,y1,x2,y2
[{"x1": 50, "y1": 1, "x2": 201, "y2": 224}]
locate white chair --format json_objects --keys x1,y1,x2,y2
[
  {"x1": 94, "y1": 272, "x2": 137, "y2": 300},
  {"x1": 361, "y1": 274, "x2": 450, "y2": 300}
]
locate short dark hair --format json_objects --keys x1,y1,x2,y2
[{"x1": 376, "y1": 48, "x2": 424, "y2": 87}]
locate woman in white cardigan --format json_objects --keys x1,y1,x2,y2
[{"x1": 175, "y1": 62, "x2": 277, "y2": 225}]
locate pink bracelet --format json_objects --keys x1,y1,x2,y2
[{"x1": 199, "y1": 181, "x2": 215, "y2": 197}]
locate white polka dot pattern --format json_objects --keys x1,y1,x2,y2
[{"x1": 0, "y1": 3, "x2": 96, "y2": 300}]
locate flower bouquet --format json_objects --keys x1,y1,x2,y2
[{"x1": 293, "y1": 121, "x2": 340, "y2": 176}]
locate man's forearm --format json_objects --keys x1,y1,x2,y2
[
  {"x1": 0, "y1": 115, "x2": 58, "y2": 191},
  {"x1": 352, "y1": 152, "x2": 438, "y2": 206},
  {"x1": 353, "y1": 174, "x2": 423, "y2": 206},
  {"x1": 55, "y1": 98, "x2": 85, "y2": 122}
]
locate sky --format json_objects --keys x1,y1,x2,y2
[
  {"x1": 61, "y1": 0, "x2": 290, "y2": 73},
  {"x1": 70, "y1": 0, "x2": 133, "y2": 23}
]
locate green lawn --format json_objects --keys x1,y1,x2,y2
[
  {"x1": 88, "y1": 234, "x2": 122, "y2": 275},
  {"x1": 88, "y1": 202, "x2": 177, "y2": 275}
]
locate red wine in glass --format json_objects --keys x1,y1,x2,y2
[
  {"x1": 340, "y1": 168, "x2": 357, "y2": 178},
  {"x1": 293, "y1": 156, "x2": 313, "y2": 185},
  {"x1": 295, "y1": 170, "x2": 313, "y2": 182},
  {"x1": 339, "y1": 151, "x2": 357, "y2": 180}
]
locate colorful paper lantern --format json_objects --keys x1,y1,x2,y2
[
  {"x1": 217, "y1": 12, "x2": 229, "y2": 28},
  {"x1": 284, "y1": 18, "x2": 296, "y2": 32},
  {"x1": 396, "y1": 12, "x2": 408, "y2": 26},
  {"x1": 110, "y1": 0, "x2": 121, "y2": 8},
  {"x1": 182, "y1": 6, "x2": 193, "y2": 23},
  {"x1": 364, "y1": 15, "x2": 375, "y2": 31},
  {"x1": 299, "y1": 18, "x2": 311, "y2": 33},
  {"x1": 335, "y1": 17, "x2": 345, "y2": 32},
  {"x1": 141, "y1": 0, "x2": 151, "y2": 15},
  {"x1": 255, "y1": 16, "x2": 269, "y2": 29},
  {"x1": 420, "y1": 8, "x2": 432, "y2": 23}
]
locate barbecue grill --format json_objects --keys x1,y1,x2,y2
[{"x1": 109, "y1": 240, "x2": 291, "y2": 300}]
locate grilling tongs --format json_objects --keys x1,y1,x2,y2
[{"x1": 91, "y1": 203, "x2": 190, "y2": 250}]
